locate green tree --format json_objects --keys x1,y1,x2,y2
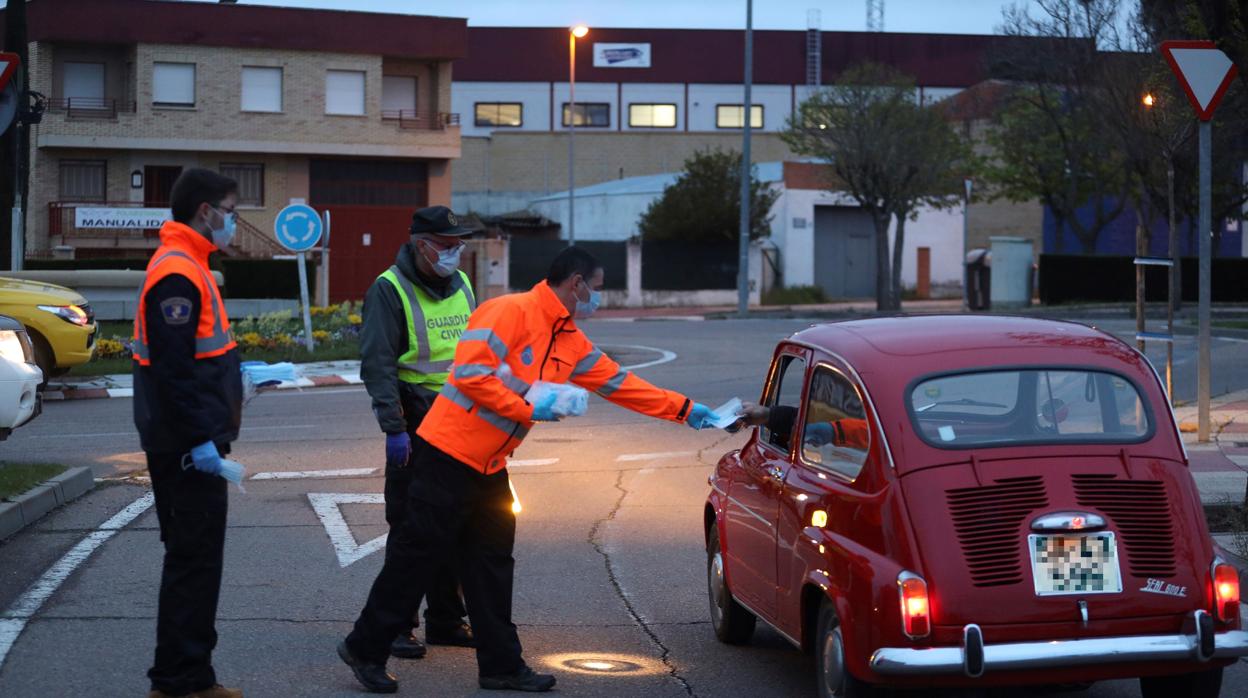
[
  {"x1": 782, "y1": 62, "x2": 971, "y2": 310},
  {"x1": 637, "y1": 149, "x2": 779, "y2": 243}
]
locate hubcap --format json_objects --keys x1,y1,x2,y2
[
  {"x1": 709, "y1": 551, "x2": 727, "y2": 627},
  {"x1": 821, "y1": 625, "x2": 846, "y2": 696}
]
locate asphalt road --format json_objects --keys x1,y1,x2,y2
[{"x1": 1, "y1": 317, "x2": 1246, "y2": 697}]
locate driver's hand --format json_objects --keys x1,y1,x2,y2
[{"x1": 736, "y1": 402, "x2": 770, "y2": 426}]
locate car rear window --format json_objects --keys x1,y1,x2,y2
[{"x1": 908, "y1": 369, "x2": 1152, "y2": 448}]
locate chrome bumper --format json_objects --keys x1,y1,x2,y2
[{"x1": 871, "y1": 612, "x2": 1248, "y2": 678}]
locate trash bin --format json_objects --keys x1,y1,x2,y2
[
  {"x1": 965, "y1": 248, "x2": 991, "y2": 311},
  {"x1": 988, "y1": 236, "x2": 1034, "y2": 309}
]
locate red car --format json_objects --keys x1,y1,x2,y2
[{"x1": 705, "y1": 316, "x2": 1246, "y2": 697}]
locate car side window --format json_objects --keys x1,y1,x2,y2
[
  {"x1": 802, "y1": 366, "x2": 870, "y2": 480},
  {"x1": 760, "y1": 354, "x2": 807, "y2": 452}
]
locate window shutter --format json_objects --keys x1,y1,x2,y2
[
  {"x1": 153, "y1": 63, "x2": 196, "y2": 105},
  {"x1": 241, "y1": 67, "x2": 282, "y2": 112},
  {"x1": 325, "y1": 70, "x2": 366, "y2": 115}
]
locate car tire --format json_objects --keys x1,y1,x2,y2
[
  {"x1": 815, "y1": 598, "x2": 873, "y2": 698},
  {"x1": 1139, "y1": 666, "x2": 1223, "y2": 698},
  {"x1": 29, "y1": 332, "x2": 53, "y2": 390},
  {"x1": 707, "y1": 525, "x2": 756, "y2": 644}
]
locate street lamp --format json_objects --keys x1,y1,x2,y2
[{"x1": 567, "y1": 24, "x2": 589, "y2": 246}]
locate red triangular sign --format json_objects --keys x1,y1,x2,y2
[
  {"x1": 0, "y1": 52, "x2": 18, "y2": 93},
  {"x1": 1161, "y1": 41, "x2": 1239, "y2": 121}
]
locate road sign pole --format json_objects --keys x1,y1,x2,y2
[
  {"x1": 736, "y1": 0, "x2": 754, "y2": 318},
  {"x1": 297, "y1": 251, "x2": 314, "y2": 351},
  {"x1": 317, "y1": 210, "x2": 330, "y2": 308},
  {"x1": 1197, "y1": 119, "x2": 1211, "y2": 442}
]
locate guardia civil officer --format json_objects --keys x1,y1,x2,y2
[
  {"x1": 133, "y1": 168, "x2": 245, "y2": 698},
  {"x1": 338, "y1": 246, "x2": 718, "y2": 693},
  {"x1": 359, "y1": 206, "x2": 476, "y2": 660}
]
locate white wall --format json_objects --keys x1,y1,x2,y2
[
  {"x1": 529, "y1": 192, "x2": 657, "y2": 241},
  {"x1": 686, "y1": 84, "x2": 792, "y2": 132},
  {"x1": 452, "y1": 82, "x2": 552, "y2": 137}
]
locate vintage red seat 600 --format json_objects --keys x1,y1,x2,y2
[{"x1": 704, "y1": 316, "x2": 1246, "y2": 697}]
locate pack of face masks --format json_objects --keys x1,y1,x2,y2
[
  {"x1": 240, "y1": 361, "x2": 302, "y2": 405},
  {"x1": 525, "y1": 380, "x2": 589, "y2": 418},
  {"x1": 708, "y1": 398, "x2": 745, "y2": 430}
]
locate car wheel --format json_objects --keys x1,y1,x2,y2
[
  {"x1": 707, "y1": 525, "x2": 755, "y2": 644},
  {"x1": 1139, "y1": 666, "x2": 1223, "y2": 698},
  {"x1": 29, "y1": 332, "x2": 53, "y2": 390},
  {"x1": 815, "y1": 598, "x2": 873, "y2": 698}
]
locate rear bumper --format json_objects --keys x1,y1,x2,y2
[{"x1": 871, "y1": 612, "x2": 1248, "y2": 677}]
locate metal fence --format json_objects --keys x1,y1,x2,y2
[{"x1": 642, "y1": 241, "x2": 738, "y2": 290}]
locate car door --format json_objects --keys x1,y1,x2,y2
[
  {"x1": 725, "y1": 348, "x2": 808, "y2": 620},
  {"x1": 775, "y1": 360, "x2": 882, "y2": 636}
]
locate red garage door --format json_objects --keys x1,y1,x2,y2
[{"x1": 309, "y1": 159, "x2": 428, "y2": 303}]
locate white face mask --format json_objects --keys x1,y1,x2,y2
[
  {"x1": 208, "y1": 205, "x2": 236, "y2": 249},
  {"x1": 419, "y1": 238, "x2": 463, "y2": 278}
]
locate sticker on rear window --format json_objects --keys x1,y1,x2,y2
[{"x1": 938, "y1": 425, "x2": 956, "y2": 442}]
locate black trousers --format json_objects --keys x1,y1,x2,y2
[
  {"x1": 349, "y1": 442, "x2": 523, "y2": 676},
  {"x1": 383, "y1": 434, "x2": 467, "y2": 635},
  {"x1": 146, "y1": 450, "x2": 229, "y2": 695}
]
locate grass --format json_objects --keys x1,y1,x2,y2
[
  {"x1": 762, "y1": 285, "x2": 829, "y2": 306},
  {"x1": 1212, "y1": 320, "x2": 1248, "y2": 330},
  {"x1": 0, "y1": 463, "x2": 68, "y2": 500}
]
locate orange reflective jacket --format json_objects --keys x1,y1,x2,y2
[
  {"x1": 133, "y1": 221, "x2": 237, "y2": 364},
  {"x1": 829, "y1": 418, "x2": 870, "y2": 450},
  {"x1": 418, "y1": 280, "x2": 692, "y2": 474}
]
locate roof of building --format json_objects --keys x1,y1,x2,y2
[
  {"x1": 457, "y1": 27, "x2": 1038, "y2": 86},
  {"x1": 531, "y1": 161, "x2": 789, "y2": 203},
  {"x1": 4, "y1": 0, "x2": 466, "y2": 60}
]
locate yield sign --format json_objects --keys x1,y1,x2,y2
[
  {"x1": 0, "y1": 53, "x2": 17, "y2": 92},
  {"x1": 1161, "y1": 41, "x2": 1239, "y2": 121},
  {"x1": 307, "y1": 493, "x2": 387, "y2": 567}
]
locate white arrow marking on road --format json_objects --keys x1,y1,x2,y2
[
  {"x1": 613, "y1": 344, "x2": 678, "y2": 371},
  {"x1": 615, "y1": 450, "x2": 697, "y2": 462},
  {"x1": 252, "y1": 467, "x2": 376, "y2": 480},
  {"x1": 0, "y1": 492, "x2": 154, "y2": 671},
  {"x1": 307, "y1": 493, "x2": 387, "y2": 567}
]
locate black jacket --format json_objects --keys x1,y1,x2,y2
[
  {"x1": 360, "y1": 242, "x2": 469, "y2": 435},
  {"x1": 133, "y1": 274, "x2": 243, "y2": 455}
]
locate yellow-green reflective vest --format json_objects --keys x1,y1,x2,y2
[{"x1": 379, "y1": 267, "x2": 475, "y2": 390}]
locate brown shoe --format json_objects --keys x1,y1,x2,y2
[{"x1": 147, "y1": 686, "x2": 242, "y2": 698}]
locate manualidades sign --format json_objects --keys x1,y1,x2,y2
[{"x1": 74, "y1": 207, "x2": 171, "y2": 229}]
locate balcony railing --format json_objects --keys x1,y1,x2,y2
[
  {"x1": 380, "y1": 110, "x2": 460, "y2": 130},
  {"x1": 47, "y1": 97, "x2": 137, "y2": 120}
]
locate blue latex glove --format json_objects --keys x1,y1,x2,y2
[
  {"x1": 385, "y1": 432, "x2": 411, "y2": 467},
  {"x1": 805, "y1": 422, "x2": 834, "y2": 447},
  {"x1": 189, "y1": 441, "x2": 246, "y2": 484},
  {"x1": 686, "y1": 402, "x2": 715, "y2": 430},
  {"x1": 531, "y1": 392, "x2": 560, "y2": 422}
]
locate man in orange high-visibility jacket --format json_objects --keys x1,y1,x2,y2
[
  {"x1": 339, "y1": 246, "x2": 718, "y2": 694},
  {"x1": 133, "y1": 168, "x2": 244, "y2": 698}
]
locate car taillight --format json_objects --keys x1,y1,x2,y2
[
  {"x1": 1213, "y1": 562, "x2": 1240, "y2": 623},
  {"x1": 898, "y1": 571, "x2": 930, "y2": 639}
]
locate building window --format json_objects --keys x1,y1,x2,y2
[
  {"x1": 382, "y1": 75, "x2": 417, "y2": 117},
  {"x1": 58, "y1": 160, "x2": 107, "y2": 202},
  {"x1": 628, "y1": 103, "x2": 677, "y2": 128},
  {"x1": 716, "y1": 104, "x2": 764, "y2": 129},
  {"x1": 241, "y1": 66, "x2": 282, "y2": 112},
  {"x1": 325, "y1": 70, "x2": 366, "y2": 116},
  {"x1": 474, "y1": 102, "x2": 523, "y2": 127},
  {"x1": 152, "y1": 62, "x2": 196, "y2": 107},
  {"x1": 62, "y1": 62, "x2": 105, "y2": 105},
  {"x1": 220, "y1": 163, "x2": 264, "y2": 207},
  {"x1": 561, "y1": 102, "x2": 610, "y2": 127}
]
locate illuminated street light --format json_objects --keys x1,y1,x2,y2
[{"x1": 571, "y1": 24, "x2": 589, "y2": 38}]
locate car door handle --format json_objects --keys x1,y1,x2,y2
[{"x1": 768, "y1": 466, "x2": 784, "y2": 481}]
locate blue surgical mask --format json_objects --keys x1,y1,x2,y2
[
  {"x1": 420, "y1": 238, "x2": 463, "y2": 278},
  {"x1": 209, "y1": 205, "x2": 236, "y2": 249},
  {"x1": 575, "y1": 279, "x2": 601, "y2": 319}
]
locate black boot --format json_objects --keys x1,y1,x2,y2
[
  {"x1": 479, "y1": 665, "x2": 557, "y2": 692},
  {"x1": 426, "y1": 621, "x2": 475, "y2": 647},
  {"x1": 337, "y1": 639, "x2": 398, "y2": 694},
  {"x1": 390, "y1": 632, "x2": 427, "y2": 659}
]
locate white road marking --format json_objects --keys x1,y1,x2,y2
[
  {"x1": 307, "y1": 493, "x2": 387, "y2": 568},
  {"x1": 263, "y1": 387, "x2": 367, "y2": 397},
  {"x1": 29, "y1": 424, "x2": 316, "y2": 439},
  {"x1": 0, "y1": 492, "x2": 155, "y2": 670},
  {"x1": 613, "y1": 344, "x2": 678, "y2": 371},
  {"x1": 615, "y1": 450, "x2": 698, "y2": 462},
  {"x1": 251, "y1": 468, "x2": 377, "y2": 480},
  {"x1": 507, "y1": 458, "x2": 560, "y2": 468}
]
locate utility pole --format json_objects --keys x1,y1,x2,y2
[
  {"x1": 736, "y1": 0, "x2": 753, "y2": 318},
  {"x1": 2, "y1": 0, "x2": 29, "y2": 271}
]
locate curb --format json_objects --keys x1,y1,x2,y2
[
  {"x1": 44, "y1": 373, "x2": 363, "y2": 402},
  {"x1": 0, "y1": 467, "x2": 96, "y2": 541}
]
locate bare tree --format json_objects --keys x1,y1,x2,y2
[{"x1": 782, "y1": 63, "x2": 971, "y2": 310}]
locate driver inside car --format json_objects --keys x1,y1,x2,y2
[{"x1": 734, "y1": 403, "x2": 869, "y2": 450}]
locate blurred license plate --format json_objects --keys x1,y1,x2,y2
[{"x1": 1028, "y1": 532, "x2": 1122, "y2": 596}]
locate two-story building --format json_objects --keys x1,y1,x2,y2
[{"x1": 9, "y1": 0, "x2": 463, "y2": 297}]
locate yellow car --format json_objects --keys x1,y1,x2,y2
[{"x1": 0, "y1": 277, "x2": 97, "y2": 384}]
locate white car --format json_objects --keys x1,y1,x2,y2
[{"x1": 0, "y1": 314, "x2": 42, "y2": 440}]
